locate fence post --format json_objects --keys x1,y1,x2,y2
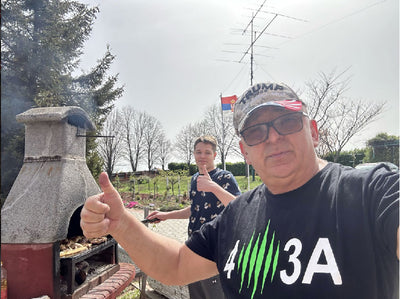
[{"x1": 140, "y1": 206, "x2": 149, "y2": 298}]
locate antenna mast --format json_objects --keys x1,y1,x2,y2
[
  {"x1": 238, "y1": 1, "x2": 306, "y2": 189},
  {"x1": 239, "y1": 1, "x2": 306, "y2": 85}
]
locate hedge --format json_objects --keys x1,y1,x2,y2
[{"x1": 168, "y1": 161, "x2": 252, "y2": 176}]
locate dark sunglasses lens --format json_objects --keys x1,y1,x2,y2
[
  {"x1": 274, "y1": 113, "x2": 303, "y2": 135},
  {"x1": 242, "y1": 113, "x2": 304, "y2": 146},
  {"x1": 243, "y1": 125, "x2": 268, "y2": 146}
]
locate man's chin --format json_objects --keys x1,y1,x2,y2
[{"x1": 266, "y1": 161, "x2": 295, "y2": 178}]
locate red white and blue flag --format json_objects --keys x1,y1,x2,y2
[
  {"x1": 221, "y1": 95, "x2": 237, "y2": 112},
  {"x1": 274, "y1": 100, "x2": 303, "y2": 111}
]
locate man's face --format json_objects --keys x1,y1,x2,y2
[
  {"x1": 194, "y1": 142, "x2": 217, "y2": 172},
  {"x1": 239, "y1": 106, "x2": 318, "y2": 184}
]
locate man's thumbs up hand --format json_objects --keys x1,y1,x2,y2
[
  {"x1": 98, "y1": 171, "x2": 118, "y2": 196},
  {"x1": 81, "y1": 172, "x2": 125, "y2": 238},
  {"x1": 98, "y1": 172, "x2": 125, "y2": 220}
]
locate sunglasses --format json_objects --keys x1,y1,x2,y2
[{"x1": 240, "y1": 112, "x2": 309, "y2": 146}]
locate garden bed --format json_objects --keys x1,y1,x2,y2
[{"x1": 120, "y1": 192, "x2": 190, "y2": 212}]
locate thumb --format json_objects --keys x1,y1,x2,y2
[
  {"x1": 201, "y1": 165, "x2": 210, "y2": 178},
  {"x1": 199, "y1": 164, "x2": 206, "y2": 175},
  {"x1": 98, "y1": 172, "x2": 124, "y2": 220},
  {"x1": 99, "y1": 172, "x2": 118, "y2": 197}
]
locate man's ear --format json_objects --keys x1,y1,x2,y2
[
  {"x1": 239, "y1": 140, "x2": 252, "y2": 165},
  {"x1": 310, "y1": 120, "x2": 319, "y2": 148},
  {"x1": 213, "y1": 151, "x2": 217, "y2": 160}
]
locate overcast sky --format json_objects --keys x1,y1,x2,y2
[{"x1": 79, "y1": 0, "x2": 399, "y2": 154}]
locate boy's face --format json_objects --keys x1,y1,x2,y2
[{"x1": 194, "y1": 142, "x2": 217, "y2": 172}]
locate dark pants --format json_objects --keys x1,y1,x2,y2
[{"x1": 188, "y1": 275, "x2": 226, "y2": 299}]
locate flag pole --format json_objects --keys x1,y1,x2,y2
[
  {"x1": 220, "y1": 93, "x2": 226, "y2": 170},
  {"x1": 247, "y1": 164, "x2": 251, "y2": 191}
]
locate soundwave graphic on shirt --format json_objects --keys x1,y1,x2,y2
[{"x1": 223, "y1": 220, "x2": 342, "y2": 299}]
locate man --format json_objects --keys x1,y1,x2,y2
[
  {"x1": 146, "y1": 135, "x2": 241, "y2": 299},
  {"x1": 81, "y1": 82, "x2": 399, "y2": 299}
]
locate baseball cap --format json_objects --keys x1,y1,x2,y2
[{"x1": 233, "y1": 82, "x2": 304, "y2": 135}]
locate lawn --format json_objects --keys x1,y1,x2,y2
[
  {"x1": 113, "y1": 175, "x2": 263, "y2": 211},
  {"x1": 114, "y1": 174, "x2": 263, "y2": 298}
]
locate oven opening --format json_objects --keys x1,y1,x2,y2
[{"x1": 59, "y1": 206, "x2": 119, "y2": 296}]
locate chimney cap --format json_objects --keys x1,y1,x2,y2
[{"x1": 16, "y1": 106, "x2": 96, "y2": 131}]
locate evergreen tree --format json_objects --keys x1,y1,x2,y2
[
  {"x1": 1, "y1": 0, "x2": 124, "y2": 197},
  {"x1": 366, "y1": 133, "x2": 399, "y2": 165}
]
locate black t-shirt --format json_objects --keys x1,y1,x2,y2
[
  {"x1": 188, "y1": 168, "x2": 241, "y2": 236},
  {"x1": 186, "y1": 163, "x2": 399, "y2": 299}
]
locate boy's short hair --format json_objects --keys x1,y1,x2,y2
[{"x1": 194, "y1": 135, "x2": 217, "y2": 152}]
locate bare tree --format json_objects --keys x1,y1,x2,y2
[
  {"x1": 174, "y1": 105, "x2": 241, "y2": 167},
  {"x1": 143, "y1": 113, "x2": 163, "y2": 171},
  {"x1": 192, "y1": 119, "x2": 209, "y2": 138},
  {"x1": 120, "y1": 106, "x2": 146, "y2": 172},
  {"x1": 175, "y1": 123, "x2": 198, "y2": 166},
  {"x1": 203, "y1": 104, "x2": 240, "y2": 168},
  {"x1": 97, "y1": 108, "x2": 123, "y2": 177},
  {"x1": 158, "y1": 134, "x2": 172, "y2": 170},
  {"x1": 304, "y1": 69, "x2": 385, "y2": 161},
  {"x1": 320, "y1": 100, "x2": 385, "y2": 161}
]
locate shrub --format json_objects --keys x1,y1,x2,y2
[
  {"x1": 168, "y1": 162, "x2": 188, "y2": 171},
  {"x1": 216, "y1": 162, "x2": 252, "y2": 176}
]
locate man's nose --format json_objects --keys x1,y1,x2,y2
[
  {"x1": 267, "y1": 125, "x2": 281, "y2": 143},
  {"x1": 198, "y1": 153, "x2": 206, "y2": 159}
]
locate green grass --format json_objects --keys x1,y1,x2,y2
[
  {"x1": 113, "y1": 175, "x2": 262, "y2": 197},
  {"x1": 117, "y1": 287, "x2": 141, "y2": 299},
  {"x1": 237, "y1": 175, "x2": 263, "y2": 191},
  {"x1": 113, "y1": 175, "x2": 263, "y2": 212}
]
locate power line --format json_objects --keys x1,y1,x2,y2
[
  {"x1": 254, "y1": 60, "x2": 277, "y2": 82},
  {"x1": 222, "y1": 62, "x2": 249, "y2": 94},
  {"x1": 242, "y1": 0, "x2": 268, "y2": 35},
  {"x1": 219, "y1": 1, "x2": 308, "y2": 91},
  {"x1": 258, "y1": 10, "x2": 308, "y2": 23},
  {"x1": 238, "y1": 2, "x2": 306, "y2": 85},
  {"x1": 220, "y1": 0, "x2": 388, "y2": 97},
  {"x1": 276, "y1": 0, "x2": 387, "y2": 48},
  {"x1": 238, "y1": 14, "x2": 278, "y2": 64}
]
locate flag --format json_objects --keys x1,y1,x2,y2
[
  {"x1": 274, "y1": 100, "x2": 303, "y2": 111},
  {"x1": 221, "y1": 95, "x2": 237, "y2": 112}
]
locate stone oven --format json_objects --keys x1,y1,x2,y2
[{"x1": 1, "y1": 106, "x2": 135, "y2": 299}]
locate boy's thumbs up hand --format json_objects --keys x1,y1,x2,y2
[
  {"x1": 197, "y1": 165, "x2": 215, "y2": 192},
  {"x1": 81, "y1": 172, "x2": 125, "y2": 238},
  {"x1": 199, "y1": 164, "x2": 210, "y2": 177}
]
